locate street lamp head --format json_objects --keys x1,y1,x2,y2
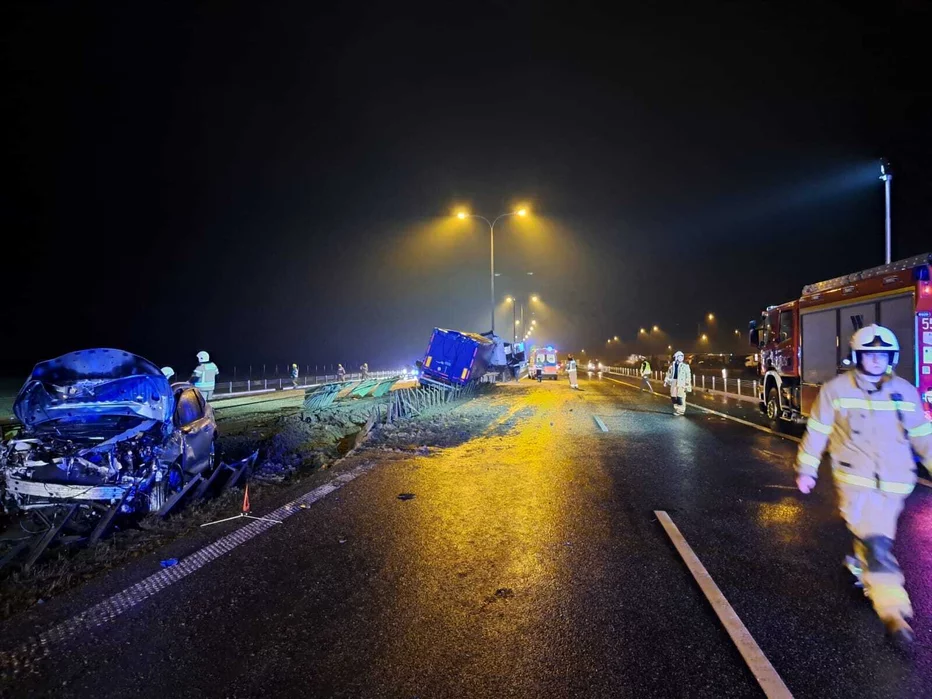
[
  {"x1": 531, "y1": 295, "x2": 539, "y2": 302},
  {"x1": 639, "y1": 328, "x2": 646, "y2": 334},
  {"x1": 652, "y1": 325, "x2": 659, "y2": 332},
  {"x1": 701, "y1": 334, "x2": 709, "y2": 341},
  {"x1": 516, "y1": 208, "x2": 528, "y2": 217},
  {"x1": 457, "y1": 211, "x2": 467, "y2": 220},
  {"x1": 531, "y1": 320, "x2": 537, "y2": 325},
  {"x1": 614, "y1": 335, "x2": 620, "y2": 341},
  {"x1": 707, "y1": 313, "x2": 715, "y2": 321},
  {"x1": 505, "y1": 296, "x2": 513, "y2": 303}
]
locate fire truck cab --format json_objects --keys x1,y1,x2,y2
[{"x1": 751, "y1": 253, "x2": 932, "y2": 423}]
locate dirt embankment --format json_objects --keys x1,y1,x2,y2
[{"x1": 0, "y1": 385, "x2": 517, "y2": 622}]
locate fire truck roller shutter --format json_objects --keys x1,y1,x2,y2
[
  {"x1": 802, "y1": 309, "x2": 838, "y2": 385},
  {"x1": 879, "y1": 294, "x2": 916, "y2": 384}
]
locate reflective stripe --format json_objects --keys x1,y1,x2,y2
[
  {"x1": 798, "y1": 452, "x2": 821, "y2": 468},
  {"x1": 807, "y1": 417, "x2": 833, "y2": 435},
  {"x1": 833, "y1": 471, "x2": 876, "y2": 488},
  {"x1": 831, "y1": 397, "x2": 916, "y2": 412},
  {"x1": 907, "y1": 422, "x2": 932, "y2": 438},
  {"x1": 880, "y1": 481, "x2": 915, "y2": 495},
  {"x1": 833, "y1": 470, "x2": 915, "y2": 495}
]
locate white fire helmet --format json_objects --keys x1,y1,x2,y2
[
  {"x1": 197, "y1": 351, "x2": 210, "y2": 363},
  {"x1": 673, "y1": 350, "x2": 685, "y2": 362},
  {"x1": 850, "y1": 324, "x2": 899, "y2": 367},
  {"x1": 161, "y1": 366, "x2": 175, "y2": 380}
]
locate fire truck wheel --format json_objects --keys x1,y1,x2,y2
[{"x1": 766, "y1": 388, "x2": 780, "y2": 423}]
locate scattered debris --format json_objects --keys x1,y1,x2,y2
[
  {"x1": 397, "y1": 493, "x2": 416, "y2": 501},
  {"x1": 160, "y1": 558, "x2": 178, "y2": 568}
]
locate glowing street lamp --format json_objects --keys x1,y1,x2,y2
[
  {"x1": 701, "y1": 334, "x2": 709, "y2": 342},
  {"x1": 456, "y1": 206, "x2": 531, "y2": 334},
  {"x1": 652, "y1": 325, "x2": 660, "y2": 332},
  {"x1": 639, "y1": 328, "x2": 646, "y2": 335}
]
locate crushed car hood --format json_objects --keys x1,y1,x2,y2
[{"x1": 13, "y1": 349, "x2": 173, "y2": 438}]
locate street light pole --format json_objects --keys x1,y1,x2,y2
[
  {"x1": 880, "y1": 158, "x2": 892, "y2": 264},
  {"x1": 458, "y1": 209, "x2": 527, "y2": 335}
]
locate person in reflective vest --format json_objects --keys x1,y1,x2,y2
[
  {"x1": 664, "y1": 351, "x2": 691, "y2": 415},
  {"x1": 796, "y1": 324, "x2": 932, "y2": 644},
  {"x1": 566, "y1": 354, "x2": 579, "y2": 389},
  {"x1": 640, "y1": 358, "x2": 653, "y2": 393},
  {"x1": 192, "y1": 350, "x2": 219, "y2": 401}
]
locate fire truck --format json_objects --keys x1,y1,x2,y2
[{"x1": 750, "y1": 253, "x2": 932, "y2": 423}]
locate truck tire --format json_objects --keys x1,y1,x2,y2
[{"x1": 766, "y1": 387, "x2": 781, "y2": 424}]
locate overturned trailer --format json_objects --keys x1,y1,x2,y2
[
  {"x1": 419, "y1": 329, "x2": 494, "y2": 388},
  {"x1": 0, "y1": 349, "x2": 248, "y2": 569}
]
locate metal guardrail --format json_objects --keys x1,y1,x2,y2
[
  {"x1": 605, "y1": 366, "x2": 761, "y2": 404},
  {"x1": 209, "y1": 370, "x2": 406, "y2": 401}
]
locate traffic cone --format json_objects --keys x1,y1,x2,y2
[{"x1": 242, "y1": 484, "x2": 251, "y2": 514}]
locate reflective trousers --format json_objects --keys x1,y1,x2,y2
[
  {"x1": 568, "y1": 369, "x2": 578, "y2": 387},
  {"x1": 670, "y1": 384, "x2": 687, "y2": 415},
  {"x1": 838, "y1": 482, "x2": 913, "y2": 621}
]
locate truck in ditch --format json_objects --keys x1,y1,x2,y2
[{"x1": 750, "y1": 252, "x2": 932, "y2": 424}]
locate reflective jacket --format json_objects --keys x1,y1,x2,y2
[
  {"x1": 193, "y1": 362, "x2": 219, "y2": 392},
  {"x1": 797, "y1": 370, "x2": 932, "y2": 495},
  {"x1": 567, "y1": 359, "x2": 577, "y2": 372},
  {"x1": 664, "y1": 362, "x2": 692, "y2": 392},
  {"x1": 641, "y1": 361, "x2": 651, "y2": 377}
]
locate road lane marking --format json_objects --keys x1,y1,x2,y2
[
  {"x1": 593, "y1": 415, "x2": 608, "y2": 432},
  {"x1": 603, "y1": 375, "x2": 802, "y2": 443},
  {"x1": 654, "y1": 511, "x2": 794, "y2": 699},
  {"x1": 0, "y1": 460, "x2": 378, "y2": 678},
  {"x1": 604, "y1": 374, "x2": 932, "y2": 492}
]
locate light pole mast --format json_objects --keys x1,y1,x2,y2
[
  {"x1": 457, "y1": 208, "x2": 528, "y2": 334},
  {"x1": 880, "y1": 158, "x2": 892, "y2": 264}
]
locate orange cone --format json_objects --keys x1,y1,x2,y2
[{"x1": 242, "y1": 485, "x2": 251, "y2": 514}]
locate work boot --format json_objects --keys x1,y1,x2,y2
[
  {"x1": 844, "y1": 555, "x2": 865, "y2": 588},
  {"x1": 883, "y1": 614, "x2": 915, "y2": 647}
]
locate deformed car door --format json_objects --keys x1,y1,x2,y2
[{"x1": 174, "y1": 388, "x2": 216, "y2": 475}]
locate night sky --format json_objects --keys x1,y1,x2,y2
[{"x1": 3, "y1": 1, "x2": 930, "y2": 377}]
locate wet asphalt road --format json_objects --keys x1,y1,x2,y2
[{"x1": 4, "y1": 373, "x2": 932, "y2": 698}]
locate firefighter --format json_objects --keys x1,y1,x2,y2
[
  {"x1": 337, "y1": 364, "x2": 346, "y2": 382},
  {"x1": 796, "y1": 324, "x2": 932, "y2": 643},
  {"x1": 360, "y1": 363, "x2": 369, "y2": 380},
  {"x1": 640, "y1": 357, "x2": 654, "y2": 393},
  {"x1": 664, "y1": 351, "x2": 691, "y2": 415},
  {"x1": 290, "y1": 363, "x2": 299, "y2": 388},
  {"x1": 567, "y1": 354, "x2": 579, "y2": 389},
  {"x1": 192, "y1": 351, "x2": 219, "y2": 401}
]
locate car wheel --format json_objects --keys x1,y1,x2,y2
[{"x1": 766, "y1": 388, "x2": 781, "y2": 424}]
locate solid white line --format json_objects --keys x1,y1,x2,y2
[
  {"x1": 0, "y1": 461, "x2": 377, "y2": 677},
  {"x1": 593, "y1": 415, "x2": 608, "y2": 432},
  {"x1": 655, "y1": 511, "x2": 794, "y2": 699},
  {"x1": 602, "y1": 375, "x2": 801, "y2": 443},
  {"x1": 603, "y1": 375, "x2": 932, "y2": 492}
]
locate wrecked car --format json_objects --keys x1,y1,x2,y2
[{"x1": 1, "y1": 348, "x2": 217, "y2": 519}]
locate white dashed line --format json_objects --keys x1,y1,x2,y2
[{"x1": 655, "y1": 511, "x2": 794, "y2": 699}]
